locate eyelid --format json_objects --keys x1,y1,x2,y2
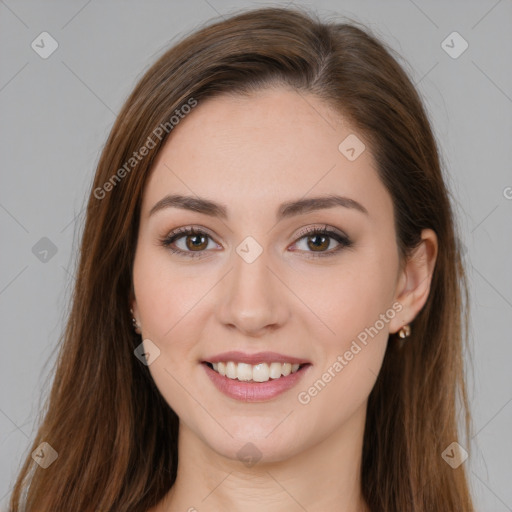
[
  {"x1": 159, "y1": 223, "x2": 352, "y2": 258},
  {"x1": 289, "y1": 224, "x2": 352, "y2": 258},
  {"x1": 159, "y1": 225, "x2": 221, "y2": 259},
  {"x1": 293, "y1": 223, "x2": 348, "y2": 240}
]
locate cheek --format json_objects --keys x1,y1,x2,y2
[
  {"x1": 289, "y1": 251, "x2": 397, "y2": 349},
  {"x1": 290, "y1": 250, "x2": 396, "y2": 405},
  {"x1": 132, "y1": 246, "x2": 223, "y2": 384},
  {"x1": 294, "y1": 266, "x2": 393, "y2": 427},
  {"x1": 132, "y1": 248, "x2": 212, "y2": 417},
  {"x1": 133, "y1": 245, "x2": 204, "y2": 338}
]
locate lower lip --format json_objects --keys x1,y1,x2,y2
[{"x1": 202, "y1": 363, "x2": 311, "y2": 402}]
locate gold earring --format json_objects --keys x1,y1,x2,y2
[{"x1": 397, "y1": 324, "x2": 411, "y2": 338}]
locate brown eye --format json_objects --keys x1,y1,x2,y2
[
  {"x1": 306, "y1": 233, "x2": 330, "y2": 252},
  {"x1": 161, "y1": 227, "x2": 219, "y2": 258},
  {"x1": 185, "y1": 233, "x2": 209, "y2": 251},
  {"x1": 292, "y1": 226, "x2": 353, "y2": 258}
]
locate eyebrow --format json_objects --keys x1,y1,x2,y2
[{"x1": 149, "y1": 193, "x2": 368, "y2": 220}]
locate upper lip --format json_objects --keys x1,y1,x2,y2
[{"x1": 203, "y1": 351, "x2": 310, "y2": 365}]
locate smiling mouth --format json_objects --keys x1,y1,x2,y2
[{"x1": 203, "y1": 361, "x2": 309, "y2": 383}]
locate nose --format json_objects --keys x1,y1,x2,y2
[{"x1": 216, "y1": 247, "x2": 290, "y2": 337}]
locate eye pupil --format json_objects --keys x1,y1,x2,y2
[
  {"x1": 308, "y1": 235, "x2": 329, "y2": 251},
  {"x1": 186, "y1": 234, "x2": 208, "y2": 251}
]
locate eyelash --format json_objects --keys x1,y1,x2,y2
[{"x1": 159, "y1": 224, "x2": 353, "y2": 259}]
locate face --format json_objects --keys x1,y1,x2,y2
[{"x1": 131, "y1": 87, "x2": 405, "y2": 463}]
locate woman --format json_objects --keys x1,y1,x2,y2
[{"x1": 9, "y1": 6, "x2": 475, "y2": 511}]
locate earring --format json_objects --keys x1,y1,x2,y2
[
  {"x1": 130, "y1": 308, "x2": 142, "y2": 334},
  {"x1": 397, "y1": 324, "x2": 411, "y2": 338}
]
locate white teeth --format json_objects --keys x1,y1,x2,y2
[
  {"x1": 208, "y1": 361, "x2": 304, "y2": 382},
  {"x1": 226, "y1": 361, "x2": 236, "y2": 379},
  {"x1": 237, "y1": 363, "x2": 253, "y2": 381},
  {"x1": 269, "y1": 362, "x2": 282, "y2": 379},
  {"x1": 282, "y1": 363, "x2": 291, "y2": 376}
]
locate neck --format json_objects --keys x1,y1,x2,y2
[{"x1": 158, "y1": 403, "x2": 370, "y2": 512}]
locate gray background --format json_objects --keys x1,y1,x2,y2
[{"x1": 1, "y1": 0, "x2": 511, "y2": 510}]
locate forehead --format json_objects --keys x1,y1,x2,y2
[{"x1": 141, "y1": 87, "x2": 391, "y2": 220}]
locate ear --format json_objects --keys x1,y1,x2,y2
[
  {"x1": 129, "y1": 287, "x2": 137, "y2": 316},
  {"x1": 130, "y1": 299, "x2": 139, "y2": 319},
  {"x1": 129, "y1": 289, "x2": 142, "y2": 333},
  {"x1": 389, "y1": 228, "x2": 438, "y2": 334}
]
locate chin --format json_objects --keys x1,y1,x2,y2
[{"x1": 201, "y1": 424, "x2": 307, "y2": 465}]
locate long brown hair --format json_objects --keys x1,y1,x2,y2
[{"x1": 9, "y1": 6, "x2": 474, "y2": 511}]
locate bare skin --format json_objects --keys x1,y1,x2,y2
[{"x1": 132, "y1": 86, "x2": 438, "y2": 512}]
